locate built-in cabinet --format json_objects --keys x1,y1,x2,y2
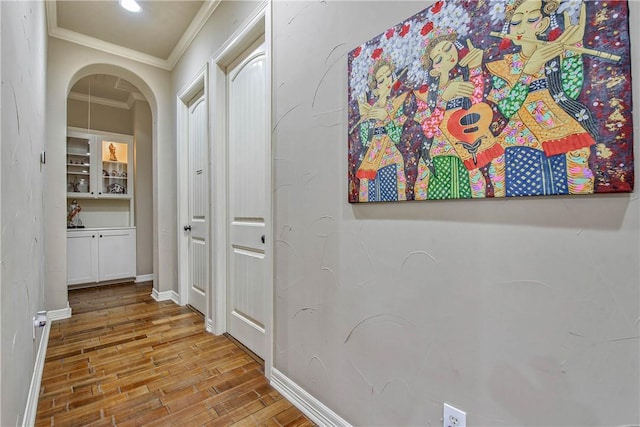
[
  {"x1": 66, "y1": 127, "x2": 136, "y2": 286},
  {"x1": 67, "y1": 128, "x2": 133, "y2": 199},
  {"x1": 67, "y1": 228, "x2": 136, "y2": 285}
]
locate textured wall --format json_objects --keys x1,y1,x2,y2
[
  {"x1": 171, "y1": 1, "x2": 261, "y2": 89},
  {"x1": 134, "y1": 100, "x2": 153, "y2": 277},
  {"x1": 272, "y1": 1, "x2": 639, "y2": 425},
  {"x1": 0, "y1": 1, "x2": 48, "y2": 425}
]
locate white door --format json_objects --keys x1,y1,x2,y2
[
  {"x1": 186, "y1": 91, "x2": 208, "y2": 314},
  {"x1": 227, "y1": 39, "x2": 267, "y2": 358}
]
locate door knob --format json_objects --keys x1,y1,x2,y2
[{"x1": 184, "y1": 225, "x2": 192, "y2": 231}]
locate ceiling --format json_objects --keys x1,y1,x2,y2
[
  {"x1": 69, "y1": 74, "x2": 146, "y2": 110},
  {"x1": 72, "y1": 75, "x2": 133, "y2": 102},
  {"x1": 47, "y1": 0, "x2": 221, "y2": 70}
]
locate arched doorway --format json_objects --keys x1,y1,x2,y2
[
  {"x1": 45, "y1": 60, "x2": 172, "y2": 321},
  {"x1": 65, "y1": 74, "x2": 153, "y2": 287}
]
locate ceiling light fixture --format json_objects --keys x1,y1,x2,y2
[{"x1": 119, "y1": 0, "x2": 142, "y2": 13}]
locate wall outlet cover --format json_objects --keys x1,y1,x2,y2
[{"x1": 444, "y1": 403, "x2": 466, "y2": 427}]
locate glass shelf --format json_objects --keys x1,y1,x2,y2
[
  {"x1": 67, "y1": 135, "x2": 92, "y2": 195},
  {"x1": 101, "y1": 141, "x2": 129, "y2": 196}
]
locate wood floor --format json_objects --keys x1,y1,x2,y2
[{"x1": 35, "y1": 283, "x2": 313, "y2": 426}]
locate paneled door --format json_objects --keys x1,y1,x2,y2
[
  {"x1": 186, "y1": 90, "x2": 208, "y2": 314},
  {"x1": 227, "y1": 39, "x2": 267, "y2": 358}
]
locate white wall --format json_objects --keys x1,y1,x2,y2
[
  {"x1": 134, "y1": 100, "x2": 153, "y2": 277},
  {"x1": 0, "y1": 1, "x2": 48, "y2": 425},
  {"x1": 67, "y1": 98, "x2": 134, "y2": 135},
  {"x1": 46, "y1": 38, "x2": 174, "y2": 311},
  {"x1": 172, "y1": 1, "x2": 261, "y2": 88},
  {"x1": 1, "y1": 0, "x2": 3, "y2": 415},
  {"x1": 69, "y1": 198, "x2": 131, "y2": 228},
  {"x1": 271, "y1": 1, "x2": 639, "y2": 426}
]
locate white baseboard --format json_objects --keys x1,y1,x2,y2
[
  {"x1": 135, "y1": 274, "x2": 154, "y2": 284},
  {"x1": 270, "y1": 368, "x2": 351, "y2": 427},
  {"x1": 47, "y1": 303, "x2": 72, "y2": 321},
  {"x1": 206, "y1": 318, "x2": 215, "y2": 333},
  {"x1": 23, "y1": 318, "x2": 51, "y2": 427},
  {"x1": 150, "y1": 288, "x2": 181, "y2": 305}
]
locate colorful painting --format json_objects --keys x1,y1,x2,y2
[{"x1": 347, "y1": 0, "x2": 634, "y2": 202}]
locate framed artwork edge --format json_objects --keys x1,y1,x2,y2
[{"x1": 347, "y1": 0, "x2": 635, "y2": 204}]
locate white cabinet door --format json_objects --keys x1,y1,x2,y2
[
  {"x1": 67, "y1": 228, "x2": 136, "y2": 285},
  {"x1": 66, "y1": 132, "x2": 95, "y2": 198},
  {"x1": 96, "y1": 135, "x2": 134, "y2": 200},
  {"x1": 98, "y1": 229, "x2": 136, "y2": 282},
  {"x1": 67, "y1": 231, "x2": 99, "y2": 285}
]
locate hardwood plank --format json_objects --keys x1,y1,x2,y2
[
  {"x1": 275, "y1": 406, "x2": 314, "y2": 426},
  {"x1": 212, "y1": 390, "x2": 261, "y2": 416},
  {"x1": 116, "y1": 406, "x2": 170, "y2": 427},
  {"x1": 227, "y1": 399, "x2": 267, "y2": 423},
  {"x1": 164, "y1": 388, "x2": 215, "y2": 414},
  {"x1": 143, "y1": 401, "x2": 213, "y2": 427},
  {"x1": 240, "y1": 398, "x2": 294, "y2": 425},
  {"x1": 105, "y1": 389, "x2": 165, "y2": 422},
  {"x1": 35, "y1": 282, "x2": 314, "y2": 426}
]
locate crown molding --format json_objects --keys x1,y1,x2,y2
[
  {"x1": 115, "y1": 77, "x2": 137, "y2": 92},
  {"x1": 68, "y1": 91, "x2": 131, "y2": 110},
  {"x1": 166, "y1": 0, "x2": 222, "y2": 69},
  {"x1": 49, "y1": 24, "x2": 171, "y2": 69},
  {"x1": 45, "y1": 0, "x2": 222, "y2": 71},
  {"x1": 68, "y1": 91, "x2": 148, "y2": 110},
  {"x1": 127, "y1": 91, "x2": 147, "y2": 109}
]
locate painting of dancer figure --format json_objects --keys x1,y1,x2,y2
[{"x1": 347, "y1": 0, "x2": 633, "y2": 202}]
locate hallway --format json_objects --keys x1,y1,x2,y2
[
  {"x1": 1, "y1": 1, "x2": 638, "y2": 425},
  {"x1": 35, "y1": 283, "x2": 312, "y2": 426}
]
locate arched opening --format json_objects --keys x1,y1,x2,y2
[
  {"x1": 65, "y1": 73, "x2": 153, "y2": 287},
  {"x1": 57, "y1": 64, "x2": 158, "y2": 308}
]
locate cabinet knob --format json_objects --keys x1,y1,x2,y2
[
  {"x1": 261, "y1": 235, "x2": 265, "y2": 244},
  {"x1": 100, "y1": 235, "x2": 103, "y2": 238},
  {"x1": 184, "y1": 225, "x2": 192, "y2": 231},
  {"x1": 92, "y1": 235, "x2": 95, "y2": 238}
]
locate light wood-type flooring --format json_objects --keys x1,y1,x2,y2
[{"x1": 35, "y1": 282, "x2": 313, "y2": 426}]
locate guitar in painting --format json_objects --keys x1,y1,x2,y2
[{"x1": 446, "y1": 101, "x2": 498, "y2": 167}]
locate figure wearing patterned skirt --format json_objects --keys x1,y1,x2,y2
[
  {"x1": 486, "y1": 0, "x2": 597, "y2": 196},
  {"x1": 356, "y1": 60, "x2": 409, "y2": 202},
  {"x1": 413, "y1": 29, "x2": 505, "y2": 199}
]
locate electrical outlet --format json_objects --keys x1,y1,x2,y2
[{"x1": 443, "y1": 403, "x2": 466, "y2": 427}]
